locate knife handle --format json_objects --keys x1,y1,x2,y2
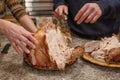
[{"x1": 1, "y1": 43, "x2": 11, "y2": 54}]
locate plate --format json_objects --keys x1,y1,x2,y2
[{"x1": 82, "y1": 52, "x2": 120, "y2": 68}]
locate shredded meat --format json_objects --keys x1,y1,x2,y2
[
  {"x1": 105, "y1": 48, "x2": 120, "y2": 64},
  {"x1": 84, "y1": 41, "x2": 100, "y2": 53},
  {"x1": 84, "y1": 34, "x2": 120, "y2": 63}
]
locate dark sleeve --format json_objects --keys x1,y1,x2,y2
[
  {"x1": 95, "y1": 0, "x2": 120, "y2": 19},
  {"x1": 53, "y1": 0, "x2": 66, "y2": 10}
]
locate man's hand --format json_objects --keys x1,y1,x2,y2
[
  {"x1": 74, "y1": 3, "x2": 102, "y2": 24},
  {"x1": 1, "y1": 20, "x2": 37, "y2": 54},
  {"x1": 54, "y1": 5, "x2": 68, "y2": 20}
]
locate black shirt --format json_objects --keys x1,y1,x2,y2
[{"x1": 54, "y1": 0, "x2": 120, "y2": 39}]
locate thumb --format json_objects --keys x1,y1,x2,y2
[{"x1": 63, "y1": 7, "x2": 68, "y2": 15}]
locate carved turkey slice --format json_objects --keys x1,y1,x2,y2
[
  {"x1": 84, "y1": 34, "x2": 120, "y2": 64},
  {"x1": 24, "y1": 22, "x2": 84, "y2": 70}
]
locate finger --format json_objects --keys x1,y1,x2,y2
[
  {"x1": 23, "y1": 33, "x2": 37, "y2": 46},
  {"x1": 53, "y1": 11, "x2": 59, "y2": 18},
  {"x1": 29, "y1": 33, "x2": 38, "y2": 45},
  {"x1": 90, "y1": 13, "x2": 101, "y2": 23},
  {"x1": 63, "y1": 7, "x2": 68, "y2": 15},
  {"x1": 15, "y1": 39, "x2": 30, "y2": 54},
  {"x1": 55, "y1": 9, "x2": 60, "y2": 16},
  {"x1": 11, "y1": 41, "x2": 21, "y2": 54},
  {"x1": 76, "y1": 8, "x2": 92, "y2": 24},
  {"x1": 54, "y1": 11, "x2": 63, "y2": 19},
  {"x1": 74, "y1": 4, "x2": 88, "y2": 21},
  {"x1": 55, "y1": 8, "x2": 59, "y2": 14},
  {"x1": 58, "y1": 7, "x2": 64, "y2": 16},
  {"x1": 19, "y1": 35, "x2": 36, "y2": 49},
  {"x1": 19, "y1": 27, "x2": 38, "y2": 45},
  {"x1": 85, "y1": 11, "x2": 96, "y2": 23},
  {"x1": 55, "y1": 7, "x2": 63, "y2": 16}
]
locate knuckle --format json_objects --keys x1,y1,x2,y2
[
  {"x1": 61, "y1": 6, "x2": 65, "y2": 8},
  {"x1": 19, "y1": 44, "x2": 23, "y2": 48},
  {"x1": 93, "y1": 10, "x2": 97, "y2": 14},
  {"x1": 80, "y1": 9, "x2": 84, "y2": 13},
  {"x1": 24, "y1": 39, "x2": 28, "y2": 43},
  {"x1": 92, "y1": 19, "x2": 96, "y2": 22},
  {"x1": 94, "y1": 9, "x2": 98, "y2": 13},
  {"x1": 86, "y1": 3, "x2": 93, "y2": 7},
  {"x1": 55, "y1": 9, "x2": 58, "y2": 12},
  {"x1": 90, "y1": 6, "x2": 93, "y2": 9},
  {"x1": 85, "y1": 3, "x2": 90, "y2": 6},
  {"x1": 91, "y1": 21, "x2": 95, "y2": 24},
  {"x1": 26, "y1": 34, "x2": 31, "y2": 37},
  {"x1": 87, "y1": 18, "x2": 90, "y2": 21},
  {"x1": 82, "y1": 14, "x2": 86, "y2": 18},
  {"x1": 91, "y1": 6, "x2": 95, "y2": 10},
  {"x1": 96, "y1": 13, "x2": 101, "y2": 16},
  {"x1": 89, "y1": 6, "x2": 96, "y2": 11},
  {"x1": 65, "y1": 7, "x2": 68, "y2": 10},
  {"x1": 28, "y1": 41, "x2": 33, "y2": 45}
]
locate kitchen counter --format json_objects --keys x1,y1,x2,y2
[{"x1": 0, "y1": 34, "x2": 120, "y2": 80}]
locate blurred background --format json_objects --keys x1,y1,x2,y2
[
  {"x1": 6, "y1": 0, "x2": 53, "y2": 18},
  {"x1": 24, "y1": 0, "x2": 53, "y2": 18}
]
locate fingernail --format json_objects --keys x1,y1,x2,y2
[
  {"x1": 74, "y1": 17, "x2": 77, "y2": 21},
  {"x1": 85, "y1": 21, "x2": 89, "y2": 23},
  {"x1": 77, "y1": 22, "x2": 80, "y2": 24},
  {"x1": 74, "y1": 18, "x2": 76, "y2": 21}
]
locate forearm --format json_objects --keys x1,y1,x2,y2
[
  {"x1": 6, "y1": 0, "x2": 37, "y2": 32},
  {"x1": 95, "y1": 0, "x2": 120, "y2": 18},
  {"x1": 18, "y1": 15, "x2": 37, "y2": 33}
]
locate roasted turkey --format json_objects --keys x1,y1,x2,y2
[{"x1": 24, "y1": 22, "x2": 84, "y2": 70}]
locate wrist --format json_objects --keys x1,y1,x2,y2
[
  {"x1": 95, "y1": 1, "x2": 109, "y2": 16},
  {"x1": 0, "y1": 19, "x2": 13, "y2": 36},
  {"x1": 0, "y1": 19, "x2": 7, "y2": 35}
]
